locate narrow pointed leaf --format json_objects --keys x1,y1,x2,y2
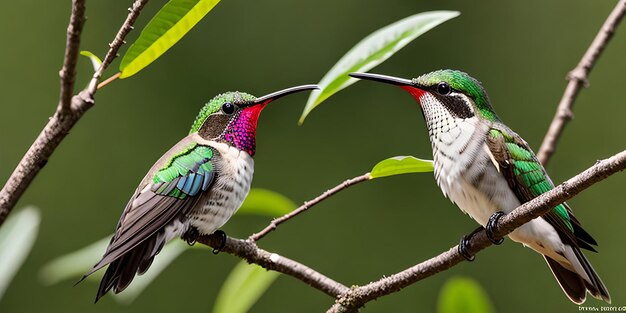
[
  {"x1": 40, "y1": 235, "x2": 189, "y2": 305},
  {"x1": 438, "y1": 277, "x2": 496, "y2": 313},
  {"x1": 119, "y1": 0, "x2": 221, "y2": 78},
  {"x1": 213, "y1": 261, "x2": 279, "y2": 313},
  {"x1": 80, "y1": 51, "x2": 102, "y2": 72},
  {"x1": 0, "y1": 207, "x2": 40, "y2": 300},
  {"x1": 236, "y1": 188, "x2": 296, "y2": 217},
  {"x1": 39, "y1": 235, "x2": 111, "y2": 285},
  {"x1": 299, "y1": 10, "x2": 460, "y2": 124},
  {"x1": 370, "y1": 156, "x2": 433, "y2": 179}
]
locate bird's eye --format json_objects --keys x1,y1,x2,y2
[
  {"x1": 221, "y1": 102, "x2": 235, "y2": 115},
  {"x1": 437, "y1": 82, "x2": 451, "y2": 95}
]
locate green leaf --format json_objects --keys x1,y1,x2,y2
[
  {"x1": 39, "y1": 235, "x2": 110, "y2": 285},
  {"x1": 213, "y1": 261, "x2": 279, "y2": 313},
  {"x1": 119, "y1": 0, "x2": 221, "y2": 78},
  {"x1": 298, "y1": 10, "x2": 459, "y2": 124},
  {"x1": 236, "y1": 188, "x2": 296, "y2": 217},
  {"x1": 370, "y1": 156, "x2": 434, "y2": 179},
  {"x1": 0, "y1": 207, "x2": 40, "y2": 300},
  {"x1": 40, "y1": 234, "x2": 189, "y2": 305},
  {"x1": 438, "y1": 276, "x2": 496, "y2": 313},
  {"x1": 80, "y1": 50, "x2": 102, "y2": 72}
]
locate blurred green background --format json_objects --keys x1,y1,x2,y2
[{"x1": 1, "y1": 0, "x2": 624, "y2": 312}]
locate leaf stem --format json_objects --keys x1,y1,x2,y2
[{"x1": 97, "y1": 72, "x2": 121, "y2": 90}]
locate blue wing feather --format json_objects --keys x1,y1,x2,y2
[{"x1": 152, "y1": 144, "x2": 215, "y2": 198}]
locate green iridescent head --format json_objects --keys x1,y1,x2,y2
[
  {"x1": 189, "y1": 91, "x2": 256, "y2": 134},
  {"x1": 414, "y1": 70, "x2": 498, "y2": 121},
  {"x1": 188, "y1": 85, "x2": 319, "y2": 156},
  {"x1": 349, "y1": 70, "x2": 500, "y2": 122}
]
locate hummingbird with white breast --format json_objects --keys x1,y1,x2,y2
[
  {"x1": 79, "y1": 84, "x2": 318, "y2": 302},
  {"x1": 350, "y1": 70, "x2": 610, "y2": 304}
]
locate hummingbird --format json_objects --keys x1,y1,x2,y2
[
  {"x1": 350, "y1": 70, "x2": 610, "y2": 304},
  {"x1": 79, "y1": 84, "x2": 318, "y2": 302}
]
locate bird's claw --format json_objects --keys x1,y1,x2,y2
[
  {"x1": 212, "y1": 230, "x2": 227, "y2": 254},
  {"x1": 182, "y1": 227, "x2": 199, "y2": 246},
  {"x1": 458, "y1": 235, "x2": 475, "y2": 261},
  {"x1": 486, "y1": 211, "x2": 505, "y2": 245}
]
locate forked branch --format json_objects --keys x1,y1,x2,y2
[{"x1": 0, "y1": 0, "x2": 149, "y2": 226}]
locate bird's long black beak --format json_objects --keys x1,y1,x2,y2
[
  {"x1": 251, "y1": 84, "x2": 319, "y2": 106},
  {"x1": 349, "y1": 72, "x2": 414, "y2": 87},
  {"x1": 350, "y1": 72, "x2": 428, "y2": 112}
]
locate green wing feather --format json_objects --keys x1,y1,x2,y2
[
  {"x1": 152, "y1": 144, "x2": 215, "y2": 199},
  {"x1": 486, "y1": 127, "x2": 597, "y2": 251}
]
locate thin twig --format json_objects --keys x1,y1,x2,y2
[
  {"x1": 537, "y1": 0, "x2": 626, "y2": 166},
  {"x1": 328, "y1": 149, "x2": 626, "y2": 313},
  {"x1": 249, "y1": 173, "x2": 371, "y2": 242},
  {"x1": 197, "y1": 234, "x2": 349, "y2": 297},
  {"x1": 0, "y1": 0, "x2": 149, "y2": 226},
  {"x1": 58, "y1": 0, "x2": 86, "y2": 113},
  {"x1": 87, "y1": 0, "x2": 147, "y2": 94}
]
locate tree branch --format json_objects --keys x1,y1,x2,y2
[
  {"x1": 537, "y1": 0, "x2": 626, "y2": 166},
  {"x1": 249, "y1": 173, "x2": 371, "y2": 242},
  {"x1": 197, "y1": 234, "x2": 349, "y2": 297},
  {"x1": 0, "y1": 0, "x2": 149, "y2": 226},
  {"x1": 328, "y1": 149, "x2": 626, "y2": 313}
]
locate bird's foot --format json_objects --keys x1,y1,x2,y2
[
  {"x1": 182, "y1": 227, "x2": 200, "y2": 246},
  {"x1": 459, "y1": 235, "x2": 475, "y2": 261},
  {"x1": 486, "y1": 211, "x2": 505, "y2": 245},
  {"x1": 212, "y1": 230, "x2": 227, "y2": 255},
  {"x1": 458, "y1": 226, "x2": 484, "y2": 262}
]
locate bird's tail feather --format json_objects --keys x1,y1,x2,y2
[
  {"x1": 544, "y1": 246, "x2": 610, "y2": 304},
  {"x1": 93, "y1": 233, "x2": 166, "y2": 302}
]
